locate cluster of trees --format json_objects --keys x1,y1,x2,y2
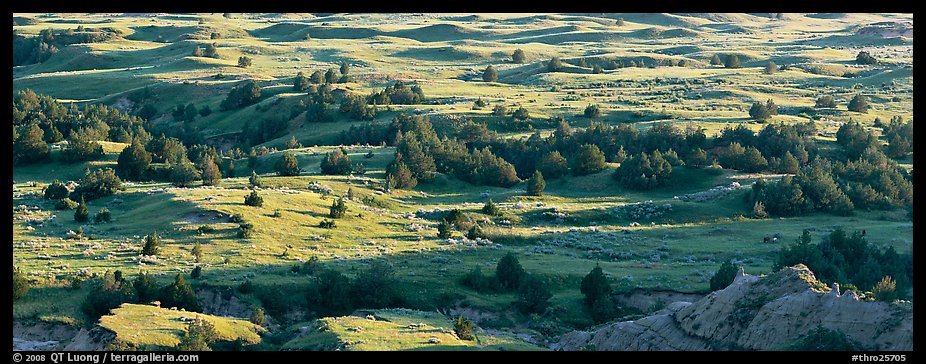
[
  {"x1": 748, "y1": 153, "x2": 911, "y2": 217},
  {"x1": 368, "y1": 81, "x2": 425, "y2": 106},
  {"x1": 303, "y1": 261, "x2": 405, "y2": 317},
  {"x1": 117, "y1": 136, "x2": 231, "y2": 187},
  {"x1": 877, "y1": 116, "x2": 913, "y2": 158},
  {"x1": 379, "y1": 114, "x2": 521, "y2": 189},
  {"x1": 612, "y1": 150, "x2": 673, "y2": 190},
  {"x1": 191, "y1": 43, "x2": 220, "y2": 58},
  {"x1": 575, "y1": 56, "x2": 690, "y2": 70},
  {"x1": 814, "y1": 94, "x2": 870, "y2": 113},
  {"x1": 748, "y1": 99, "x2": 779, "y2": 121},
  {"x1": 293, "y1": 63, "x2": 351, "y2": 91},
  {"x1": 320, "y1": 148, "x2": 353, "y2": 175},
  {"x1": 460, "y1": 253, "x2": 553, "y2": 314},
  {"x1": 13, "y1": 90, "x2": 149, "y2": 165},
  {"x1": 13, "y1": 27, "x2": 119, "y2": 66},
  {"x1": 220, "y1": 81, "x2": 262, "y2": 111},
  {"x1": 775, "y1": 229, "x2": 912, "y2": 300},
  {"x1": 82, "y1": 271, "x2": 200, "y2": 321}
]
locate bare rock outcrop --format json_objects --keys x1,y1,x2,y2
[{"x1": 556, "y1": 265, "x2": 913, "y2": 351}]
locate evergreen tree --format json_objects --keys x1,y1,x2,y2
[
  {"x1": 74, "y1": 196, "x2": 89, "y2": 222},
  {"x1": 437, "y1": 218, "x2": 453, "y2": 239},
  {"x1": 293, "y1": 71, "x2": 309, "y2": 91},
  {"x1": 320, "y1": 149, "x2": 352, "y2": 175},
  {"x1": 815, "y1": 95, "x2": 837, "y2": 108},
  {"x1": 547, "y1": 56, "x2": 564, "y2": 72},
  {"x1": 482, "y1": 199, "x2": 502, "y2": 216},
  {"x1": 710, "y1": 54, "x2": 723, "y2": 66},
  {"x1": 512, "y1": 49, "x2": 526, "y2": 63},
  {"x1": 329, "y1": 198, "x2": 347, "y2": 218},
  {"x1": 142, "y1": 232, "x2": 160, "y2": 256},
  {"x1": 275, "y1": 152, "x2": 300, "y2": 176},
  {"x1": 710, "y1": 260, "x2": 738, "y2": 291},
  {"x1": 13, "y1": 124, "x2": 50, "y2": 165},
  {"x1": 584, "y1": 104, "x2": 601, "y2": 118},
  {"x1": 570, "y1": 144, "x2": 607, "y2": 176},
  {"x1": 116, "y1": 139, "x2": 151, "y2": 181},
  {"x1": 249, "y1": 171, "x2": 262, "y2": 188},
  {"x1": 244, "y1": 190, "x2": 263, "y2": 207},
  {"x1": 847, "y1": 94, "x2": 870, "y2": 113},
  {"x1": 764, "y1": 61, "x2": 778, "y2": 74},
  {"x1": 200, "y1": 157, "x2": 222, "y2": 186},
  {"x1": 170, "y1": 162, "x2": 201, "y2": 188},
  {"x1": 538, "y1": 151, "x2": 569, "y2": 179},
  {"x1": 191, "y1": 243, "x2": 203, "y2": 263},
  {"x1": 580, "y1": 264, "x2": 612, "y2": 306},
  {"x1": 496, "y1": 253, "x2": 525, "y2": 290},
  {"x1": 526, "y1": 170, "x2": 546, "y2": 196},
  {"x1": 44, "y1": 180, "x2": 70, "y2": 200},
  {"x1": 516, "y1": 274, "x2": 552, "y2": 314},
  {"x1": 724, "y1": 54, "x2": 740, "y2": 68},
  {"x1": 161, "y1": 274, "x2": 201, "y2": 312},
  {"x1": 482, "y1": 65, "x2": 498, "y2": 82},
  {"x1": 237, "y1": 56, "x2": 252, "y2": 68}
]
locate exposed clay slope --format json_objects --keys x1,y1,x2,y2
[{"x1": 556, "y1": 265, "x2": 913, "y2": 351}]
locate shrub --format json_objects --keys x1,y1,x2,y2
[
  {"x1": 482, "y1": 66, "x2": 498, "y2": 82},
  {"x1": 710, "y1": 260, "x2": 738, "y2": 291},
  {"x1": 170, "y1": 163, "x2": 201, "y2": 188},
  {"x1": 512, "y1": 49, "x2": 526, "y2": 63},
  {"x1": 244, "y1": 190, "x2": 263, "y2": 207},
  {"x1": 13, "y1": 267, "x2": 30, "y2": 301},
  {"x1": 872, "y1": 276, "x2": 897, "y2": 302},
  {"x1": 56, "y1": 198, "x2": 79, "y2": 210},
  {"x1": 238, "y1": 222, "x2": 254, "y2": 238},
  {"x1": 44, "y1": 180, "x2": 70, "y2": 200},
  {"x1": 516, "y1": 274, "x2": 552, "y2": 314},
  {"x1": 176, "y1": 319, "x2": 218, "y2": 351},
  {"x1": 482, "y1": 199, "x2": 502, "y2": 216},
  {"x1": 250, "y1": 307, "x2": 266, "y2": 327},
  {"x1": 787, "y1": 326, "x2": 861, "y2": 351},
  {"x1": 94, "y1": 208, "x2": 111, "y2": 223},
  {"x1": 453, "y1": 316, "x2": 475, "y2": 341}
]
